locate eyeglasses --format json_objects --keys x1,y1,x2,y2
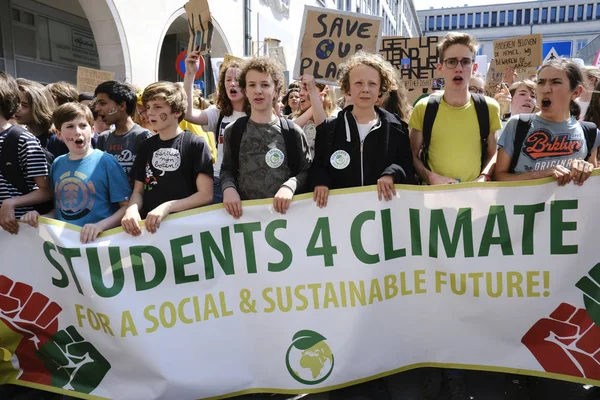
[
  {"x1": 442, "y1": 58, "x2": 475, "y2": 69},
  {"x1": 468, "y1": 86, "x2": 485, "y2": 94}
]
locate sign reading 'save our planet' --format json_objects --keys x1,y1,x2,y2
[{"x1": 294, "y1": 6, "x2": 382, "y2": 85}]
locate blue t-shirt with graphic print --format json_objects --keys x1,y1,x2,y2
[
  {"x1": 50, "y1": 149, "x2": 131, "y2": 226},
  {"x1": 499, "y1": 114, "x2": 600, "y2": 173}
]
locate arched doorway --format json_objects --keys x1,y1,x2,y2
[{"x1": 157, "y1": 8, "x2": 231, "y2": 96}]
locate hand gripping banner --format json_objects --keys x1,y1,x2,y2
[{"x1": 2, "y1": 176, "x2": 600, "y2": 399}]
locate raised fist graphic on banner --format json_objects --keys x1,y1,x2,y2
[
  {"x1": 522, "y1": 302, "x2": 600, "y2": 380},
  {"x1": 576, "y1": 262, "x2": 600, "y2": 328},
  {"x1": 37, "y1": 326, "x2": 111, "y2": 394},
  {"x1": 0, "y1": 275, "x2": 62, "y2": 385}
]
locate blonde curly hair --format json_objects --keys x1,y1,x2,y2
[{"x1": 338, "y1": 51, "x2": 398, "y2": 96}]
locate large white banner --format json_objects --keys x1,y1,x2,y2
[{"x1": 2, "y1": 177, "x2": 600, "y2": 400}]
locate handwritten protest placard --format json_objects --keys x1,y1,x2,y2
[
  {"x1": 380, "y1": 36, "x2": 443, "y2": 106},
  {"x1": 294, "y1": 6, "x2": 382, "y2": 85},
  {"x1": 493, "y1": 34, "x2": 542, "y2": 72},
  {"x1": 76, "y1": 66, "x2": 115, "y2": 93},
  {"x1": 184, "y1": 0, "x2": 213, "y2": 55}
]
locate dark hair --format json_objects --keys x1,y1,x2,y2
[
  {"x1": 584, "y1": 79, "x2": 600, "y2": 127},
  {"x1": 382, "y1": 84, "x2": 412, "y2": 121},
  {"x1": 16, "y1": 78, "x2": 54, "y2": 132},
  {"x1": 53, "y1": 102, "x2": 94, "y2": 130},
  {"x1": 538, "y1": 58, "x2": 585, "y2": 118},
  {"x1": 0, "y1": 72, "x2": 21, "y2": 120},
  {"x1": 94, "y1": 81, "x2": 137, "y2": 116},
  {"x1": 46, "y1": 81, "x2": 79, "y2": 105},
  {"x1": 282, "y1": 87, "x2": 299, "y2": 115}
]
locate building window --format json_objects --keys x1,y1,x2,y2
[
  {"x1": 559, "y1": 6, "x2": 565, "y2": 22},
  {"x1": 541, "y1": 8, "x2": 547, "y2": 23},
  {"x1": 577, "y1": 39, "x2": 588, "y2": 52},
  {"x1": 569, "y1": 5, "x2": 575, "y2": 21},
  {"x1": 428, "y1": 16, "x2": 435, "y2": 31},
  {"x1": 337, "y1": 0, "x2": 343, "y2": 10},
  {"x1": 491, "y1": 11, "x2": 497, "y2": 26},
  {"x1": 444, "y1": 15, "x2": 449, "y2": 29},
  {"x1": 597, "y1": 3, "x2": 600, "y2": 19},
  {"x1": 475, "y1": 12, "x2": 481, "y2": 27},
  {"x1": 524, "y1": 9, "x2": 531, "y2": 24},
  {"x1": 533, "y1": 8, "x2": 539, "y2": 24},
  {"x1": 516, "y1": 9, "x2": 522, "y2": 25},
  {"x1": 436, "y1": 15, "x2": 442, "y2": 30},
  {"x1": 550, "y1": 7, "x2": 556, "y2": 22},
  {"x1": 499, "y1": 10, "x2": 505, "y2": 26},
  {"x1": 578, "y1": 4, "x2": 584, "y2": 19},
  {"x1": 483, "y1": 12, "x2": 489, "y2": 27},
  {"x1": 451, "y1": 14, "x2": 457, "y2": 29},
  {"x1": 346, "y1": 0, "x2": 351, "y2": 11},
  {"x1": 459, "y1": 14, "x2": 465, "y2": 28},
  {"x1": 467, "y1": 13, "x2": 473, "y2": 28},
  {"x1": 508, "y1": 10, "x2": 514, "y2": 25},
  {"x1": 587, "y1": 4, "x2": 594, "y2": 20}
]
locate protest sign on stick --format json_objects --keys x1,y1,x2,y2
[
  {"x1": 294, "y1": 6, "x2": 382, "y2": 85},
  {"x1": 76, "y1": 67, "x2": 115, "y2": 93},
  {"x1": 493, "y1": 34, "x2": 542, "y2": 73},
  {"x1": 380, "y1": 36, "x2": 442, "y2": 106},
  {"x1": 184, "y1": 0, "x2": 213, "y2": 55}
]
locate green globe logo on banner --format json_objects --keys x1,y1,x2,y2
[{"x1": 285, "y1": 330, "x2": 334, "y2": 385}]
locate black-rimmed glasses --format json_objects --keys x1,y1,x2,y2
[{"x1": 442, "y1": 58, "x2": 475, "y2": 69}]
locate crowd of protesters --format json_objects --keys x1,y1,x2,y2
[{"x1": 1, "y1": 29, "x2": 600, "y2": 400}]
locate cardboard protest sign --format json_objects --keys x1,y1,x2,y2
[
  {"x1": 184, "y1": 0, "x2": 213, "y2": 55},
  {"x1": 269, "y1": 46, "x2": 287, "y2": 70},
  {"x1": 76, "y1": 66, "x2": 115, "y2": 93},
  {"x1": 379, "y1": 36, "x2": 443, "y2": 106},
  {"x1": 493, "y1": 34, "x2": 542, "y2": 72},
  {"x1": 294, "y1": 6, "x2": 382, "y2": 85},
  {"x1": 223, "y1": 53, "x2": 243, "y2": 67},
  {"x1": 485, "y1": 58, "x2": 504, "y2": 97}
]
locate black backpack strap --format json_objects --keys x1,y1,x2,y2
[
  {"x1": 0, "y1": 127, "x2": 29, "y2": 194},
  {"x1": 281, "y1": 117, "x2": 301, "y2": 176},
  {"x1": 579, "y1": 121, "x2": 598, "y2": 161},
  {"x1": 509, "y1": 114, "x2": 533, "y2": 173},
  {"x1": 215, "y1": 112, "x2": 225, "y2": 145},
  {"x1": 471, "y1": 94, "x2": 490, "y2": 170},
  {"x1": 421, "y1": 95, "x2": 441, "y2": 169},
  {"x1": 229, "y1": 116, "x2": 250, "y2": 173}
]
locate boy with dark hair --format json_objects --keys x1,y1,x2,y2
[
  {"x1": 0, "y1": 72, "x2": 52, "y2": 234},
  {"x1": 94, "y1": 81, "x2": 152, "y2": 184},
  {"x1": 21, "y1": 103, "x2": 131, "y2": 244},
  {"x1": 220, "y1": 56, "x2": 311, "y2": 218},
  {"x1": 121, "y1": 81, "x2": 213, "y2": 235}
]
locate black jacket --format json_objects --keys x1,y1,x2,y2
[{"x1": 310, "y1": 106, "x2": 415, "y2": 190}]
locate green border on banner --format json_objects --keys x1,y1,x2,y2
[
  {"x1": 28, "y1": 170, "x2": 600, "y2": 238},
  {"x1": 8, "y1": 361, "x2": 600, "y2": 400}
]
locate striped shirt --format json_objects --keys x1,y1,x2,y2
[{"x1": 0, "y1": 126, "x2": 49, "y2": 218}]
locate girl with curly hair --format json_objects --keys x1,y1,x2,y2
[
  {"x1": 183, "y1": 51, "x2": 249, "y2": 203},
  {"x1": 310, "y1": 51, "x2": 415, "y2": 208}
]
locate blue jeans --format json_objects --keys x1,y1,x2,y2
[{"x1": 213, "y1": 176, "x2": 223, "y2": 204}]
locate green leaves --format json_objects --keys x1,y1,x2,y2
[
  {"x1": 577, "y1": 263, "x2": 600, "y2": 327},
  {"x1": 292, "y1": 330, "x2": 326, "y2": 350}
]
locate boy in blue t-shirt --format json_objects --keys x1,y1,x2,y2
[{"x1": 21, "y1": 102, "x2": 131, "y2": 243}]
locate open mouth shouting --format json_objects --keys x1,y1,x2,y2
[
  {"x1": 541, "y1": 98, "x2": 552, "y2": 110},
  {"x1": 452, "y1": 76, "x2": 464, "y2": 85}
]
